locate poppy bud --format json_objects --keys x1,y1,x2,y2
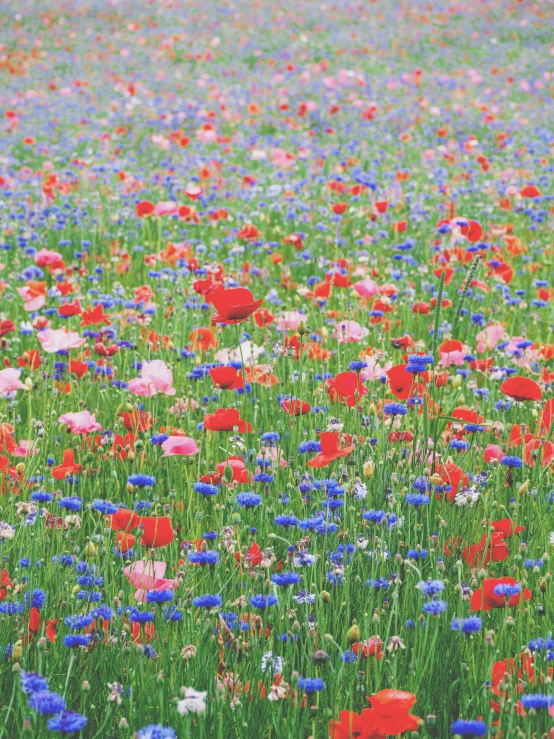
[{"x1": 346, "y1": 624, "x2": 360, "y2": 643}]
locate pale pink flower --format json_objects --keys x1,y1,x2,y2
[
  {"x1": 123, "y1": 560, "x2": 179, "y2": 603},
  {"x1": 153, "y1": 201, "x2": 178, "y2": 217},
  {"x1": 161, "y1": 436, "x2": 199, "y2": 457},
  {"x1": 352, "y1": 279, "x2": 378, "y2": 299},
  {"x1": 439, "y1": 350, "x2": 466, "y2": 368},
  {"x1": 0, "y1": 368, "x2": 27, "y2": 394},
  {"x1": 275, "y1": 311, "x2": 305, "y2": 332},
  {"x1": 360, "y1": 356, "x2": 393, "y2": 381},
  {"x1": 58, "y1": 410, "x2": 102, "y2": 435},
  {"x1": 37, "y1": 328, "x2": 86, "y2": 353},
  {"x1": 128, "y1": 360, "x2": 176, "y2": 397},
  {"x1": 333, "y1": 320, "x2": 368, "y2": 344},
  {"x1": 17, "y1": 287, "x2": 45, "y2": 312},
  {"x1": 475, "y1": 324, "x2": 506, "y2": 353},
  {"x1": 34, "y1": 248, "x2": 64, "y2": 267}
]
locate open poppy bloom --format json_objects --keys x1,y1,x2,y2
[
  {"x1": 329, "y1": 688, "x2": 421, "y2": 739},
  {"x1": 161, "y1": 436, "x2": 199, "y2": 457},
  {"x1": 281, "y1": 399, "x2": 311, "y2": 415},
  {"x1": 500, "y1": 375, "x2": 542, "y2": 402},
  {"x1": 490, "y1": 518, "x2": 524, "y2": 539},
  {"x1": 209, "y1": 366, "x2": 244, "y2": 390},
  {"x1": 462, "y1": 532, "x2": 509, "y2": 568},
  {"x1": 386, "y1": 364, "x2": 414, "y2": 400},
  {"x1": 210, "y1": 287, "x2": 262, "y2": 325},
  {"x1": 52, "y1": 449, "x2": 83, "y2": 480},
  {"x1": 139, "y1": 516, "x2": 175, "y2": 548},
  {"x1": 307, "y1": 432, "x2": 355, "y2": 468},
  {"x1": 471, "y1": 577, "x2": 531, "y2": 611},
  {"x1": 327, "y1": 371, "x2": 368, "y2": 407},
  {"x1": 204, "y1": 408, "x2": 252, "y2": 433},
  {"x1": 216, "y1": 456, "x2": 251, "y2": 484}
]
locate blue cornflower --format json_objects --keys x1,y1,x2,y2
[
  {"x1": 451, "y1": 616, "x2": 482, "y2": 634},
  {"x1": 274, "y1": 514, "x2": 299, "y2": 527},
  {"x1": 366, "y1": 578, "x2": 389, "y2": 590},
  {"x1": 520, "y1": 694, "x2": 554, "y2": 709},
  {"x1": 187, "y1": 551, "x2": 219, "y2": 566},
  {"x1": 28, "y1": 690, "x2": 66, "y2": 715},
  {"x1": 128, "y1": 474, "x2": 156, "y2": 488},
  {"x1": 64, "y1": 614, "x2": 94, "y2": 630},
  {"x1": 58, "y1": 496, "x2": 82, "y2": 511},
  {"x1": 236, "y1": 492, "x2": 262, "y2": 508},
  {"x1": 348, "y1": 360, "x2": 367, "y2": 372},
  {"x1": 423, "y1": 600, "x2": 447, "y2": 615},
  {"x1": 450, "y1": 720, "x2": 487, "y2": 736},
  {"x1": 92, "y1": 499, "x2": 119, "y2": 515},
  {"x1": 254, "y1": 473, "x2": 273, "y2": 484},
  {"x1": 493, "y1": 583, "x2": 521, "y2": 598},
  {"x1": 501, "y1": 456, "x2": 523, "y2": 468},
  {"x1": 20, "y1": 671, "x2": 49, "y2": 694},
  {"x1": 129, "y1": 610, "x2": 155, "y2": 623},
  {"x1": 261, "y1": 432, "x2": 280, "y2": 442},
  {"x1": 31, "y1": 491, "x2": 53, "y2": 502},
  {"x1": 417, "y1": 580, "x2": 445, "y2": 597},
  {"x1": 137, "y1": 726, "x2": 177, "y2": 739},
  {"x1": 192, "y1": 594, "x2": 222, "y2": 609},
  {"x1": 405, "y1": 493, "x2": 430, "y2": 506},
  {"x1": 31, "y1": 589, "x2": 45, "y2": 609},
  {"x1": 193, "y1": 482, "x2": 219, "y2": 497},
  {"x1": 340, "y1": 650, "x2": 358, "y2": 664},
  {"x1": 298, "y1": 440, "x2": 322, "y2": 454},
  {"x1": 47, "y1": 711, "x2": 88, "y2": 733},
  {"x1": 249, "y1": 594, "x2": 278, "y2": 609},
  {"x1": 384, "y1": 402, "x2": 408, "y2": 416},
  {"x1": 450, "y1": 439, "x2": 469, "y2": 451},
  {"x1": 298, "y1": 677, "x2": 325, "y2": 693},
  {"x1": 271, "y1": 572, "x2": 301, "y2": 587},
  {"x1": 407, "y1": 549, "x2": 428, "y2": 559},
  {"x1": 363, "y1": 509, "x2": 387, "y2": 523},
  {"x1": 465, "y1": 424, "x2": 484, "y2": 433},
  {"x1": 63, "y1": 635, "x2": 91, "y2": 648},
  {"x1": 146, "y1": 590, "x2": 174, "y2": 604}
]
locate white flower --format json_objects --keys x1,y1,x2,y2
[
  {"x1": 261, "y1": 652, "x2": 283, "y2": 675},
  {"x1": 176, "y1": 687, "x2": 207, "y2": 715},
  {"x1": 0, "y1": 522, "x2": 15, "y2": 540},
  {"x1": 549, "y1": 532, "x2": 554, "y2": 546}
]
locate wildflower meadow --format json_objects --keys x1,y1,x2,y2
[{"x1": 0, "y1": 0, "x2": 553, "y2": 737}]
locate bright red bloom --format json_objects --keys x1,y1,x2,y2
[
  {"x1": 204, "y1": 408, "x2": 252, "y2": 433},
  {"x1": 80, "y1": 304, "x2": 111, "y2": 326},
  {"x1": 471, "y1": 577, "x2": 532, "y2": 611},
  {"x1": 107, "y1": 508, "x2": 141, "y2": 532},
  {"x1": 253, "y1": 308, "x2": 275, "y2": 327},
  {"x1": 216, "y1": 456, "x2": 251, "y2": 484},
  {"x1": 490, "y1": 518, "x2": 525, "y2": 538},
  {"x1": 520, "y1": 184, "x2": 541, "y2": 198},
  {"x1": 352, "y1": 636, "x2": 383, "y2": 660},
  {"x1": 327, "y1": 371, "x2": 368, "y2": 407},
  {"x1": 307, "y1": 432, "x2": 355, "y2": 468},
  {"x1": 386, "y1": 364, "x2": 414, "y2": 401},
  {"x1": 281, "y1": 399, "x2": 311, "y2": 416},
  {"x1": 209, "y1": 366, "x2": 243, "y2": 390},
  {"x1": 58, "y1": 300, "x2": 82, "y2": 317},
  {"x1": 139, "y1": 516, "x2": 174, "y2": 548},
  {"x1": 120, "y1": 410, "x2": 153, "y2": 432},
  {"x1": 500, "y1": 375, "x2": 542, "y2": 402},
  {"x1": 368, "y1": 690, "x2": 422, "y2": 735},
  {"x1": 52, "y1": 449, "x2": 83, "y2": 481},
  {"x1": 462, "y1": 532, "x2": 509, "y2": 568},
  {"x1": 210, "y1": 288, "x2": 262, "y2": 325},
  {"x1": 330, "y1": 709, "x2": 385, "y2": 739},
  {"x1": 0, "y1": 320, "x2": 15, "y2": 338},
  {"x1": 136, "y1": 200, "x2": 155, "y2": 217},
  {"x1": 29, "y1": 607, "x2": 41, "y2": 634}
]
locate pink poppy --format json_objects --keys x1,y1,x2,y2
[
  {"x1": 274, "y1": 311, "x2": 305, "y2": 332},
  {"x1": 333, "y1": 320, "x2": 368, "y2": 344},
  {"x1": 0, "y1": 368, "x2": 28, "y2": 394},
  {"x1": 161, "y1": 436, "x2": 199, "y2": 457},
  {"x1": 153, "y1": 201, "x2": 179, "y2": 217},
  {"x1": 17, "y1": 287, "x2": 45, "y2": 312},
  {"x1": 353, "y1": 278, "x2": 379, "y2": 299},
  {"x1": 361, "y1": 356, "x2": 393, "y2": 381},
  {"x1": 476, "y1": 324, "x2": 506, "y2": 353},
  {"x1": 128, "y1": 360, "x2": 176, "y2": 397},
  {"x1": 37, "y1": 329, "x2": 86, "y2": 353},
  {"x1": 34, "y1": 248, "x2": 64, "y2": 268},
  {"x1": 123, "y1": 560, "x2": 179, "y2": 603},
  {"x1": 58, "y1": 410, "x2": 102, "y2": 435}
]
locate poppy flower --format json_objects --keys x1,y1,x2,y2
[
  {"x1": 368, "y1": 690, "x2": 422, "y2": 735},
  {"x1": 209, "y1": 366, "x2": 243, "y2": 390},
  {"x1": 352, "y1": 636, "x2": 383, "y2": 661},
  {"x1": 0, "y1": 568, "x2": 11, "y2": 602},
  {"x1": 161, "y1": 436, "x2": 200, "y2": 457},
  {"x1": 80, "y1": 304, "x2": 111, "y2": 326},
  {"x1": 107, "y1": 508, "x2": 141, "y2": 532},
  {"x1": 327, "y1": 372, "x2": 368, "y2": 407},
  {"x1": 0, "y1": 320, "x2": 15, "y2": 338},
  {"x1": 58, "y1": 300, "x2": 82, "y2": 318},
  {"x1": 28, "y1": 607, "x2": 41, "y2": 634},
  {"x1": 524, "y1": 438, "x2": 554, "y2": 467},
  {"x1": 471, "y1": 577, "x2": 532, "y2": 611},
  {"x1": 386, "y1": 364, "x2": 414, "y2": 401},
  {"x1": 120, "y1": 410, "x2": 153, "y2": 432},
  {"x1": 210, "y1": 288, "x2": 262, "y2": 325},
  {"x1": 500, "y1": 376, "x2": 542, "y2": 402},
  {"x1": 189, "y1": 327, "x2": 219, "y2": 352},
  {"x1": 520, "y1": 184, "x2": 541, "y2": 198},
  {"x1": 281, "y1": 399, "x2": 311, "y2": 416},
  {"x1": 490, "y1": 518, "x2": 524, "y2": 539},
  {"x1": 136, "y1": 200, "x2": 155, "y2": 217},
  {"x1": 115, "y1": 532, "x2": 136, "y2": 553},
  {"x1": 52, "y1": 449, "x2": 83, "y2": 480},
  {"x1": 235, "y1": 542, "x2": 263, "y2": 568},
  {"x1": 329, "y1": 708, "x2": 385, "y2": 739},
  {"x1": 462, "y1": 533, "x2": 509, "y2": 568},
  {"x1": 483, "y1": 444, "x2": 504, "y2": 463},
  {"x1": 46, "y1": 620, "x2": 58, "y2": 643},
  {"x1": 307, "y1": 432, "x2": 355, "y2": 468},
  {"x1": 216, "y1": 456, "x2": 250, "y2": 484},
  {"x1": 139, "y1": 516, "x2": 174, "y2": 548},
  {"x1": 204, "y1": 408, "x2": 252, "y2": 433},
  {"x1": 434, "y1": 462, "x2": 469, "y2": 501},
  {"x1": 253, "y1": 308, "x2": 275, "y2": 327}
]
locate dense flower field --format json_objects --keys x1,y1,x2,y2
[{"x1": 0, "y1": 0, "x2": 553, "y2": 736}]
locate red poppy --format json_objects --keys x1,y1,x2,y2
[
  {"x1": 235, "y1": 542, "x2": 263, "y2": 568},
  {"x1": 107, "y1": 508, "x2": 141, "y2": 532},
  {"x1": 386, "y1": 364, "x2": 414, "y2": 401},
  {"x1": 69, "y1": 360, "x2": 88, "y2": 379},
  {"x1": 471, "y1": 577, "x2": 532, "y2": 611},
  {"x1": 0, "y1": 568, "x2": 11, "y2": 602},
  {"x1": 58, "y1": 300, "x2": 82, "y2": 318},
  {"x1": 520, "y1": 185, "x2": 541, "y2": 198},
  {"x1": 450, "y1": 406, "x2": 484, "y2": 425},
  {"x1": 525, "y1": 438, "x2": 554, "y2": 467},
  {"x1": 412, "y1": 302, "x2": 430, "y2": 315},
  {"x1": 433, "y1": 266, "x2": 454, "y2": 285},
  {"x1": 490, "y1": 518, "x2": 525, "y2": 538},
  {"x1": 236, "y1": 224, "x2": 259, "y2": 240},
  {"x1": 216, "y1": 456, "x2": 250, "y2": 484},
  {"x1": 18, "y1": 350, "x2": 41, "y2": 370},
  {"x1": 281, "y1": 399, "x2": 311, "y2": 416},
  {"x1": 0, "y1": 320, "x2": 15, "y2": 338},
  {"x1": 500, "y1": 376, "x2": 542, "y2": 402},
  {"x1": 46, "y1": 619, "x2": 58, "y2": 643},
  {"x1": 540, "y1": 398, "x2": 554, "y2": 435},
  {"x1": 94, "y1": 342, "x2": 119, "y2": 357},
  {"x1": 307, "y1": 432, "x2": 355, "y2": 468},
  {"x1": 139, "y1": 516, "x2": 174, "y2": 548},
  {"x1": 80, "y1": 304, "x2": 111, "y2": 326},
  {"x1": 352, "y1": 636, "x2": 383, "y2": 661},
  {"x1": 434, "y1": 462, "x2": 469, "y2": 502},
  {"x1": 189, "y1": 327, "x2": 219, "y2": 352},
  {"x1": 209, "y1": 366, "x2": 243, "y2": 390},
  {"x1": 120, "y1": 410, "x2": 153, "y2": 432},
  {"x1": 136, "y1": 200, "x2": 155, "y2": 217},
  {"x1": 327, "y1": 372, "x2": 368, "y2": 407},
  {"x1": 52, "y1": 449, "x2": 83, "y2": 480},
  {"x1": 313, "y1": 278, "x2": 331, "y2": 300},
  {"x1": 253, "y1": 308, "x2": 275, "y2": 327},
  {"x1": 28, "y1": 607, "x2": 41, "y2": 634},
  {"x1": 462, "y1": 532, "x2": 509, "y2": 568},
  {"x1": 329, "y1": 708, "x2": 385, "y2": 739},
  {"x1": 204, "y1": 408, "x2": 252, "y2": 433},
  {"x1": 332, "y1": 203, "x2": 347, "y2": 215},
  {"x1": 483, "y1": 444, "x2": 504, "y2": 463},
  {"x1": 210, "y1": 288, "x2": 262, "y2": 325},
  {"x1": 368, "y1": 690, "x2": 422, "y2": 735},
  {"x1": 115, "y1": 532, "x2": 136, "y2": 553}
]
